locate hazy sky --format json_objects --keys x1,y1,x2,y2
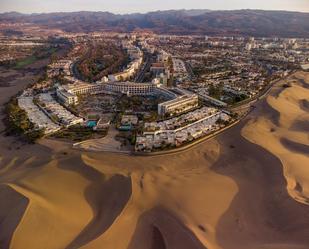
[{"x1": 0, "y1": 0, "x2": 309, "y2": 14}]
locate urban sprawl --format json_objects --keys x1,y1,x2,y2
[{"x1": 3, "y1": 32, "x2": 309, "y2": 152}]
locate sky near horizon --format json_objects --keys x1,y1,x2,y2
[{"x1": 0, "y1": 0, "x2": 308, "y2": 14}]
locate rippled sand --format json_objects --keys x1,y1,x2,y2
[{"x1": 1, "y1": 72, "x2": 309, "y2": 249}]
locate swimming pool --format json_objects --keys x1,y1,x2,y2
[{"x1": 87, "y1": 120, "x2": 97, "y2": 128}]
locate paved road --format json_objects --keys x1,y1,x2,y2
[
  {"x1": 185, "y1": 61, "x2": 195, "y2": 80},
  {"x1": 134, "y1": 52, "x2": 153, "y2": 83}
]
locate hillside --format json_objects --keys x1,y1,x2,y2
[{"x1": 1, "y1": 9, "x2": 309, "y2": 37}]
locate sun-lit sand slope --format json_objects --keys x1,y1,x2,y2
[
  {"x1": 1, "y1": 71, "x2": 309, "y2": 249},
  {"x1": 2, "y1": 139, "x2": 238, "y2": 249},
  {"x1": 242, "y1": 71, "x2": 309, "y2": 205},
  {"x1": 78, "y1": 141, "x2": 236, "y2": 249}
]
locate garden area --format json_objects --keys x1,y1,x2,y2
[
  {"x1": 50, "y1": 125, "x2": 107, "y2": 142},
  {"x1": 76, "y1": 41, "x2": 129, "y2": 82},
  {"x1": 5, "y1": 98, "x2": 45, "y2": 143}
]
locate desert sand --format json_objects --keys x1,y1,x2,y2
[
  {"x1": 0, "y1": 71, "x2": 309, "y2": 249},
  {"x1": 242, "y1": 71, "x2": 309, "y2": 205}
]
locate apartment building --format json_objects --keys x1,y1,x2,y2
[
  {"x1": 104, "y1": 82, "x2": 155, "y2": 96},
  {"x1": 57, "y1": 81, "x2": 156, "y2": 105},
  {"x1": 56, "y1": 87, "x2": 79, "y2": 105},
  {"x1": 158, "y1": 94, "x2": 199, "y2": 116}
]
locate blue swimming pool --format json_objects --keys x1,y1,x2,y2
[{"x1": 87, "y1": 120, "x2": 97, "y2": 128}]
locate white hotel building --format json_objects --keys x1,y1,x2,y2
[
  {"x1": 105, "y1": 82, "x2": 155, "y2": 96},
  {"x1": 158, "y1": 94, "x2": 199, "y2": 116},
  {"x1": 56, "y1": 81, "x2": 156, "y2": 105}
]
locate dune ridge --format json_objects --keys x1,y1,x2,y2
[
  {"x1": 0, "y1": 72, "x2": 309, "y2": 249},
  {"x1": 78, "y1": 140, "x2": 237, "y2": 249},
  {"x1": 8, "y1": 158, "x2": 94, "y2": 249},
  {"x1": 242, "y1": 71, "x2": 309, "y2": 205}
]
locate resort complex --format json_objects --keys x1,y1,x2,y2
[
  {"x1": 1, "y1": 7, "x2": 309, "y2": 249},
  {"x1": 6, "y1": 32, "x2": 308, "y2": 153}
]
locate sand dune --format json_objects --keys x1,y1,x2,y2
[
  {"x1": 212, "y1": 122, "x2": 309, "y2": 249},
  {"x1": 0, "y1": 71, "x2": 309, "y2": 249},
  {"x1": 127, "y1": 207, "x2": 208, "y2": 249},
  {"x1": 79, "y1": 142, "x2": 236, "y2": 249},
  {"x1": 8, "y1": 158, "x2": 94, "y2": 249},
  {"x1": 66, "y1": 175, "x2": 131, "y2": 249},
  {"x1": 0, "y1": 185, "x2": 28, "y2": 249},
  {"x1": 242, "y1": 71, "x2": 309, "y2": 205}
]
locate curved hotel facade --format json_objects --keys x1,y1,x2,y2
[
  {"x1": 104, "y1": 82, "x2": 155, "y2": 95},
  {"x1": 57, "y1": 81, "x2": 156, "y2": 105}
]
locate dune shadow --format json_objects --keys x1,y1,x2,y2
[
  {"x1": 0, "y1": 184, "x2": 29, "y2": 249},
  {"x1": 280, "y1": 138, "x2": 309, "y2": 155},
  {"x1": 151, "y1": 226, "x2": 167, "y2": 249},
  {"x1": 66, "y1": 174, "x2": 131, "y2": 249},
  {"x1": 299, "y1": 99, "x2": 309, "y2": 112},
  {"x1": 212, "y1": 117, "x2": 309, "y2": 248},
  {"x1": 56, "y1": 155, "x2": 132, "y2": 249},
  {"x1": 262, "y1": 97, "x2": 281, "y2": 127},
  {"x1": 127, "y1": 207, "x2": 207, "y2": 249},
  {"x1": 298, "y1": 79, "x2": 309, "y2": 90},
  {"x1": 291, "y1": 119, "x2": 309, "y2": 133}
]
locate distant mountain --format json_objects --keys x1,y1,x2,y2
[{"x1": 1, "y1": 9, "x2": 309, "y2": 37}]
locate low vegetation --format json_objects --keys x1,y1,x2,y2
[
  {"x1": 14, "y1": 46, "x2": 59, "y2": 69},
  {"x1": 14, "y1": 55, "x2": 37, "y2": 69},
  {"x1": 76, "y1": 41, "x2": 129, "y2": 82},
  {"x1": 5, "y1": 98, "x2": 45, "y2": 143},
  {"x1": 51, "y1": 125, "x2": 107, "y2": 142}
]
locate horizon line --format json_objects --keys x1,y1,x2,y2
[{"x1": 1, "y1": 8, "x2": 309, "y2": 15}]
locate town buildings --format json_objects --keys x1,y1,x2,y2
[
  {"x1": 56, "y1": 86, "x2": 79, "y2": 105},
  {"x1": 108, "y1": 44, "x2": 143, "y2": 82},
  {"x1": 18, "y1": 96, "x2": 61, "y2": 134},
  {"x1": 13, "y1": 32, "x2": 309, "y2": 151},
  {"x1": 158, "y1": 94, "x2": 199, "y2": 116},
  {"x1": 38, "y1": 93, "x2": 83, "y2": 126},
  {"x1": 56, "y1": 81, "x2": 157, "y2": 105},
  {"x1": 104, "y1": 82, "x2": 155, "y2": 96},
  {"x1": 136, "y1": 107, "x2": 231, "y2": 151}
]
